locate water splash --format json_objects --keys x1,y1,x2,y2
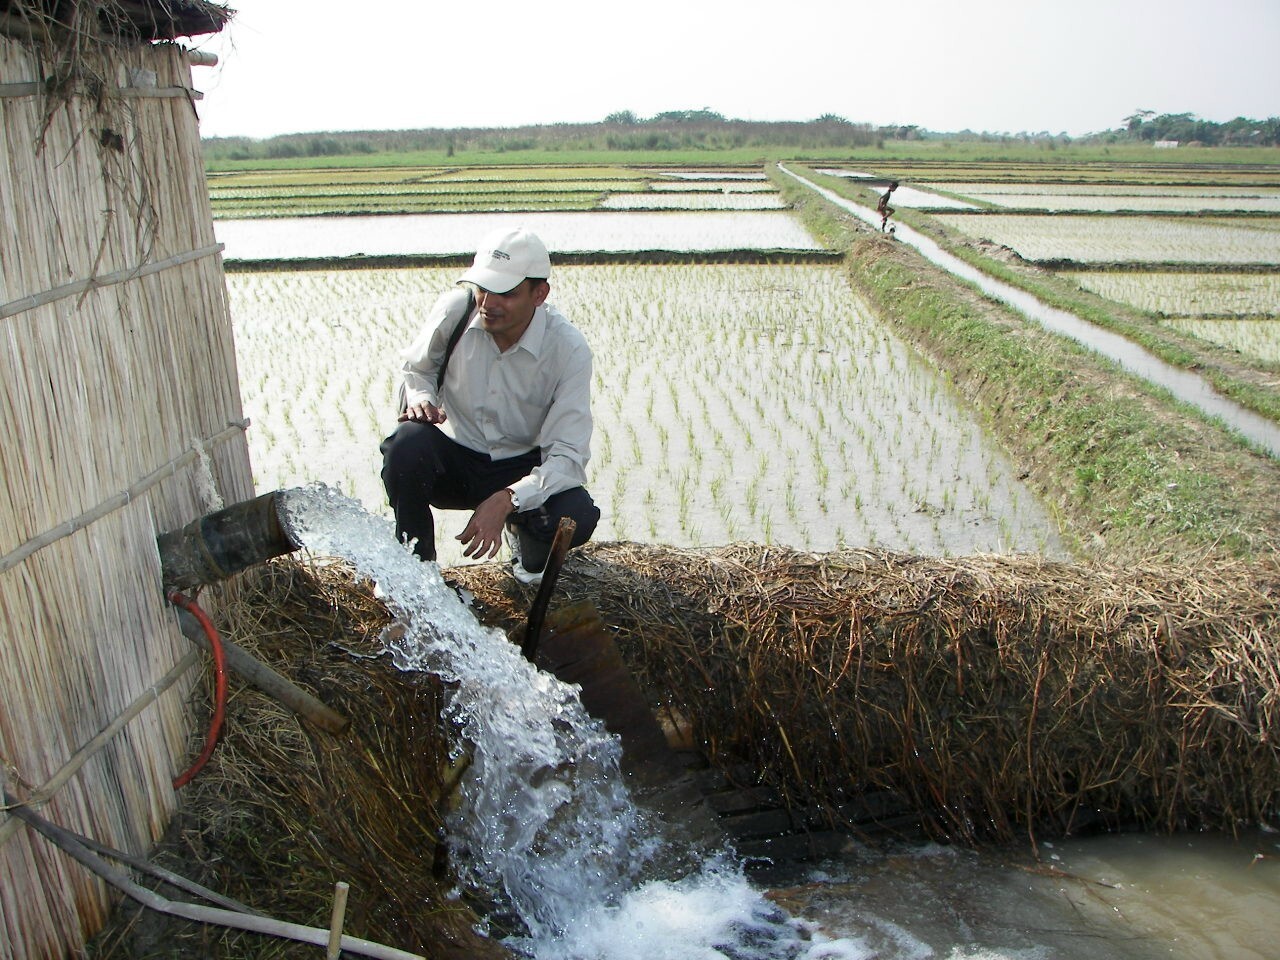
[{"x1": 279, "y1": 484, "x2": 868, "y2": 959}]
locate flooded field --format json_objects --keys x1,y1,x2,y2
[
  {"x1": 934, "y1": 213, "x2": 1280, "y2": 264},
  {"x1": 228, "y1": 263, "x2": 1069, "y2": 569},
  {"x1": 1064, "y1": 270, "x2": 1280, "y2": 316},
  {"x1": 214, "y1": 210, "x2": 825, "y2": 260}
]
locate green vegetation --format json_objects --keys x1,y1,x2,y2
[
  {"x1": 1105, "y1": 110, "x2": 1280, "y2": 147},
  {"x1": 778, "y1": 165, "x2": 1280, "y2": 560},
  {"x1": 796, "y1": 164, "x2": 1280, "y2": 426},
  {"x1": 204, "y1": 123, "x2": 1280, "y2": 175}
]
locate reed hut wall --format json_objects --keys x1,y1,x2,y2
[{"x1": 0, "y1": 27, "x2": 253, "y2": 960}]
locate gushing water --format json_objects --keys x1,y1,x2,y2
[{"x1": 279, "y1": 484, "x2": 866, "y2": 959}]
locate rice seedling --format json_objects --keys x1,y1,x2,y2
[{"x1": 1160, "y1": 318, "x2": 1280, "y2": 363}]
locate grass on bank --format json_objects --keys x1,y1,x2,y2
[{"x1": 772, "y1": 165, "x2": 1280, "y2": 561}]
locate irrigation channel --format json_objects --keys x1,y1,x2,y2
[
  {"x1": 279, "y1": 485, "x2": 1279, "y2": 960},
  {"x1": 779, "y1": 166, "x2": 1280, "y2": 460}
]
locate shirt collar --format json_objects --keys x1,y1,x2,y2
[
  {"x1": 467, "y1": 303, "x2": 549, "y2": 356},
  {"x1": 510, "y1": 304, "x2": 548, "y2": 358}
]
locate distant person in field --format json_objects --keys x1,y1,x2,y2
[
  {"x1": 380, "y1": 226, "x2": 600, "y2": 586},
  {"x1": 877, "y1": 181, "x2": 899, "y2": 231}
]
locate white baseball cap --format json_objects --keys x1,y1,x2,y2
[{"x1": 457, "y1": 226, "x2": 551, "y2": 293}]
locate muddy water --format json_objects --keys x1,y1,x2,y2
[
  {"x1": 773, "y1": 828, "x2": 1280, "y2": 959},
  {"x1": 781, "y1": 167, "x2": 1280, "y2": 459}
]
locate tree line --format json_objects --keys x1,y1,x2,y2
[
  {"x1": 1096, "y1": 110, "x2": 1280, "y2": 146},
  {"x1": 201, "y1": 110, "x2": 1280, "y2": 162},
  {"x1": 202, "y1": 113, "x2": 900, "y2": 162}
]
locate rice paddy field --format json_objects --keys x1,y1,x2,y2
[
  {"x1": 202, "y1": 153, "x2": 1280, "y2": 960},
  {"x1": 208, "y1": 165, "x2": 777, "y2": 217},
  {"x1": 220, "y1": 155, "x2": 1280, "y2": 570},
  {"x1": 228, "y1": 263, "x2": 1069, "y2": 569},
  {"x1": 813, "y1": 157, "x2": 1280, "y2": 370},
  {"x1": 932, "y1": 213, "x2": 1280, "y2": 264}
]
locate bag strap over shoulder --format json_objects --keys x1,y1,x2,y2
[
  {"x1": 396, "y1": 286, "x2": 477, "y2": 416},
  {"x1": 437, "y1": 286, "x2": 476, "y2": 391}
]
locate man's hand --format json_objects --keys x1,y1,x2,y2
[
  {"x1": 456, "y1": 489, "x2": 516, "y2": 560},
  {"x1": 399, "y1": 402, "x2": 446, "y2": 424}
]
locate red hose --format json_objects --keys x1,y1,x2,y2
[{"x1": 168, "y1": 590, "x2": 227, "y2": 789}]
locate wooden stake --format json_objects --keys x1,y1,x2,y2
[
  {"x1": 521, "y1": 518, "x2": 577, "y2": 660},
  {"x1": 327, "y1": 882, "x2": 350, "y2": 960}
]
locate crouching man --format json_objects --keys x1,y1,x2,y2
[{"x1": 380, "y1": 226, "x2": 600, "y2": 585}]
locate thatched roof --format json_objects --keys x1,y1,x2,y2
[{"x1": 0, "y1": 0, "x2": 231, "y2": 42}]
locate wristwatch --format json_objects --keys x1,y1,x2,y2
[{"x1": 505, "y1": 488, "x2": 520, "y2": 512}]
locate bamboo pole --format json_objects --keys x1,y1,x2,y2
[
  {"x1": 71, "y1": 832, "x2": 262, "y2": 916},
  {"x1": 0, "y1": 241, "x2": 224, "y2": 320},
  {"x1": 115, "y1": 87, "x2": 202, "y2": 100},
  {"x1": 327, "y1": 882, "x2": 350, "y2": 960},
  {"x1": 6, "y1": 798, "x2": 426, "y2": 960},
  {"x1": 0, "y1": 648, "x2": 200, "y2": 848},
  {"x1": 0, "y1": 83, "x2": 201, "y2": 99},
  {"x1": 0, "y1": 419, "x2": 249, "y2": 575},
  {"x1": 175, "y1": 607, "x2": 350, "y2": 734}
]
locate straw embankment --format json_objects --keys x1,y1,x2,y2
[{"x1": 451, "y1": 542, "x2": 1280, "y2": 846}]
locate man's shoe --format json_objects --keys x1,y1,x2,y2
[
  {"x1": 504, "y1": 526, "x2": 544, "y2": 586},
  {"x1": 510, "y1": 559, "x2": 544, "y2": 587}
]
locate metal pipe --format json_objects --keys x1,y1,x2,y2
[
  {"x1": 156, "y1": 491, "x2": 349, "y2": 733},
  {"x1": 157, "y1": 491, "x2": 300, "y2": 591}
]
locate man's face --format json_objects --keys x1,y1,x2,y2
[{"x1": 476, "y1": 279, "x2": 549, "y2": 344}]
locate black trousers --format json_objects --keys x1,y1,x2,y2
[{"x1": 380, "y1": 421, "x2": 600, "y2": 570}]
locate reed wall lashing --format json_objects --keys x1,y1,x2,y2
[{"x1": 1, "y1": 21, "x2": 252, "y2": 960}]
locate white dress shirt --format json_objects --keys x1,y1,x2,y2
[{"x1": 400, "y1": 287, "x2": 594, "y2": 509}]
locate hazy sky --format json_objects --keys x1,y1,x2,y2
[{"x1": 190, "y1": 0, "x2": 1279, "y2": 140}]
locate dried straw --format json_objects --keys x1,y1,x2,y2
[
  {"x1": 87, "y1": 559, "x2": 507, "y2": 959},
  {"x1": 450, "y1": 542, "x2": 1280, "y2": 845}
]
